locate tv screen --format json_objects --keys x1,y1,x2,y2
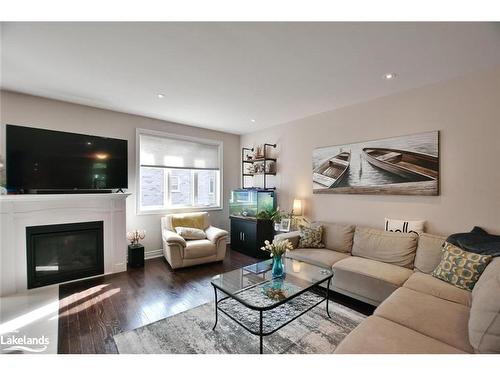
[{"x1": 6, "y1": 124, "x2": 128, "y2": 192}]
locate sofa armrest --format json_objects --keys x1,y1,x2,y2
[
  {"x1": 274, "y1": 231, "x2": 301, "y2": 249},
  {"x1": 162, "y1": 229, "x2": 187, "y2": 247},
  {"x1": 205, "y1": 226, "x2": 228, "y2": 244}
]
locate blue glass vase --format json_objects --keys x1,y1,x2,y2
[{"x1": 272, "y1": 255, "x2": 285, "y2": 278}]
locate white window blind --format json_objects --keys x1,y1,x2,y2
[
  {"x1": 137, "y1": 130, "x2": 222, "y2": 213},
  {"x1": 139, "y1": 134, "x2": 220, "y2": 170}
]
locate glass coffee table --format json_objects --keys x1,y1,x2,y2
[{"x1": 211, "y1": 258, "x2": 334, "y2": 354}]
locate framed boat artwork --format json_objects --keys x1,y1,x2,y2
[{"x1": 312, "y1": 131, "x2": 439, "y2": 196}]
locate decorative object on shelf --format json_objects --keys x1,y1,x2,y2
[
  {"x1": 261, "y1": 239, "x2": 293, "y2": 278},
  {"x1": 254, "y1": 144, "x2": 264, "y2": 159},
  {"x1": 268, "y1": 209, "x2": 291, "y2": 232},
  {"x1": 264, "y1": 161, "x2": 275, "y2": 174},
  {"x1": 127, "y1": 229, "x2": 146, "y2": 245},
  {"x1": 312, "y1": 131, "x2": 439, "y2": 196},
  {"x1": 254, "y1": 162, "x2": 264, "y2": 174},
  {"x1": 262, "y1": 279, "x2": 288, "y2": 301},
  {"x1": 245, "y1": 163, "x2": 255, "y2": 175},
  {"x1": 280, "y1": 218, "x2": 291, "y2": 232}
]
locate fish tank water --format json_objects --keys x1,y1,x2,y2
[{"x1": 229, "y1": 189, "x2": 276, "y2": 218}]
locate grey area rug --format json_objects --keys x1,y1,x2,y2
[{"x1": 113, "y1": 300, "x2": 366, "y2": 354}]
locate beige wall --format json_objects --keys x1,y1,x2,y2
[
  {"x1": 241, "y1": 65, "x2": 500, "y2": 235},
  {"x1": 0, "y1": 91, "x2": 241, "y2": 251}
]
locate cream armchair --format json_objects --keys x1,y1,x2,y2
[{"x1": 161, "y1": 212, "x2": 228, "y2": 269}]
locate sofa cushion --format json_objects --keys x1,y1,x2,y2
[
  {"x1": 183, "y1": 239, "x2": 216, "y2": 259},
  {"x1": 352, "y1": 227, "x2": 418, "y2": 269},
  {"x1": 374, "y1": 287, "x2": 474, "y2": 353},
  {"x1": 432, "y1": 242, "x2": 492, "y2": 291},
  {"x1": 403, "y1": 272, "x2": 471, "y2": 306},
  {"x1": 334, "y1": 316, "x2": 466, "y2": 354},
  {"x1": 286, "y1": 249, "x2": 350, "y2": 268},
  {"x1": 469, "y1": 258, "x2": 500, "y2": 353},
  {"x1": 317, "y1": 222, "x2": 355, "y2": 253},
  {"x1": 332, "y1": 257, "x2": 413, "y2": 305},
  {"x1": 274, "y1": 231, "x2": 300, "y2": 249},
  {"x1": 175, "y1": 226, "x2": 207, "y2": 240},
  {"x1": 384, "y1": 217, "x2": 425, "y2": 234},
  {"x1": 414, "y1": 232, "x2": 446, "y2": 273},
  {"x1": 298, "y1": 225, "x2": 325, "y2": 248},
  {"x1": 168, "y1": 212, "x2": 209, "y2": 231}
]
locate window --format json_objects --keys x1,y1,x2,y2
[
  {"x1": 209, "y1": 176, "x2": 215, "y2": 195},
  {"x1": 137, "y1": 130, "x2": 222, "y2": 213},
  {"x1": 170, "y1": 175, "x2": 180, "y2": 192}
]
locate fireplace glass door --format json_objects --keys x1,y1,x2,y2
[{"x1": 26, "y1": 221, "x2": 104, "y2": 289}]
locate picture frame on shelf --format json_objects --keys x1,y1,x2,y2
[{"x1": 280, "y1": 218, "x2": 291, "y2": 232}]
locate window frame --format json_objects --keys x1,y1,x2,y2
[{"x1": 136, "y1": 128, "x2": 223, "y2": 215}]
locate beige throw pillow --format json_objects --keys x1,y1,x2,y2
[
  {"x1": 175, "y1": 227, "x2": 207, "y2": 240},
  {"x1": 352, "y1": 226, "x2": 418, "y2": 269},
  {"x1": 414, "y1": 233, "x2": 447, "y2": 274},
  {"x1": 317, "y1": 222, "x2": 355, "y2": 253}
]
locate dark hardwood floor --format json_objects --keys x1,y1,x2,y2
[{"x1": 57, "y1": 247, "x2": 374, "y2": 354}]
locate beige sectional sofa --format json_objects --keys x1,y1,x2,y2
[{"x1": 275, "y1": 222, "x2": 500, "y2": 354}]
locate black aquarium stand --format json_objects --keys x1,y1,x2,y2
[
  {"x1": 128, "y1": 244, "x2": 145, "y2": 268},
  {"x1": 230, "y1": 216, "x2": 274, "y2": 259}
]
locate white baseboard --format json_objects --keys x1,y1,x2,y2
[{"x1": 145, "y1": 248, "x2": 163, "y2": 260}]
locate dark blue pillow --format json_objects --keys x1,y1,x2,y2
[{"x1": 446, "y1": 226, "x2": 500, "y2": 257}]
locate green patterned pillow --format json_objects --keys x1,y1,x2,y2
[
  {"x1": 298, "y1": 225, "x2": 325, "y2": 248},
  {"x1": 432, "y1": 242, "x2": 492, "y2": 291}
]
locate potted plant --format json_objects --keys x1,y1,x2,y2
[{"x1": 256, "y1": 208, "x2": 286, "y2": 231}]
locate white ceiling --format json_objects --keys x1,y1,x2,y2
[{"x1": 2, "y1": 22, "x2": 500, "y2": 134}]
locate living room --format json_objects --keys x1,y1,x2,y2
[{"x1": 1, "y1": 1, "x2": 500, "y2": 373}]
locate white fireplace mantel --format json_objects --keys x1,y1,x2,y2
[{"x1": 0, "y1": 193, "x2": 130, "y2": 297}]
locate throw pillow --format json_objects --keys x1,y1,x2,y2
[
  {"x1": 385, "y1": 218, "x2": 425, "y2": 235},
  {"x1": 298, "y1": 225, "x2": 325, "y2": 248},
  {"x1": 432, "y1": 242, "x2": 492, "y2": 291},
  {"x1": 175, "y1": 227, "x2": 207, "y2": 240},
  {"x1": 446, "y1": 226, "x2": 500, "y2": 257}
]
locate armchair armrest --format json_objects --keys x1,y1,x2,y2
[
  {"x1": 162, "y1": 229, "x2": 187, "y2": 247},
  {"x1": 205, "y1": 226, "x2": 228, "y2": 243},
  {"x1": 274, "y1": 231, "x2": 301, "y2": 249}
]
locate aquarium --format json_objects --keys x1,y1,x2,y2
[{"x1": 229, "y1": 189, "x2": 276, "y2": 218}]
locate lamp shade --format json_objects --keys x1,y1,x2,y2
[{"x1": 292, "y1": 199, "x2": 303, "y2": 216}]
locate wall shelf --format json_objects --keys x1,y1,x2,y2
[{"x1": 241, "y1": 144, "x2": 277, "y2": 190}]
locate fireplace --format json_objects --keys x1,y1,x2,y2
[{"x1": 26, "y1": 221, "x2": 104, "y2": 289}]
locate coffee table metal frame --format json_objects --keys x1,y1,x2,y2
[{"x1": 211, "y1": 264, "x2": 333, "y2": 354}]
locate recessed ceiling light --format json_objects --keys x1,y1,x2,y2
[
  {"x1": 157, "y1": 93, "x2": 165, "y2": 99},
  {"x1": 383, "y1": 73, "x2": 397, "y2": 80},
  {"x1": 250, "y1": 119, "x2": 256, "y2": 123}
]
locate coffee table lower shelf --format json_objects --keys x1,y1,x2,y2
[{"x1": 212, "y1": 282, "x2": 332, "y2": 354}]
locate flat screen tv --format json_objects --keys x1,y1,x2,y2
[{"x1": 6, "y1": 124, "x2": 128, "y2": 193}]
